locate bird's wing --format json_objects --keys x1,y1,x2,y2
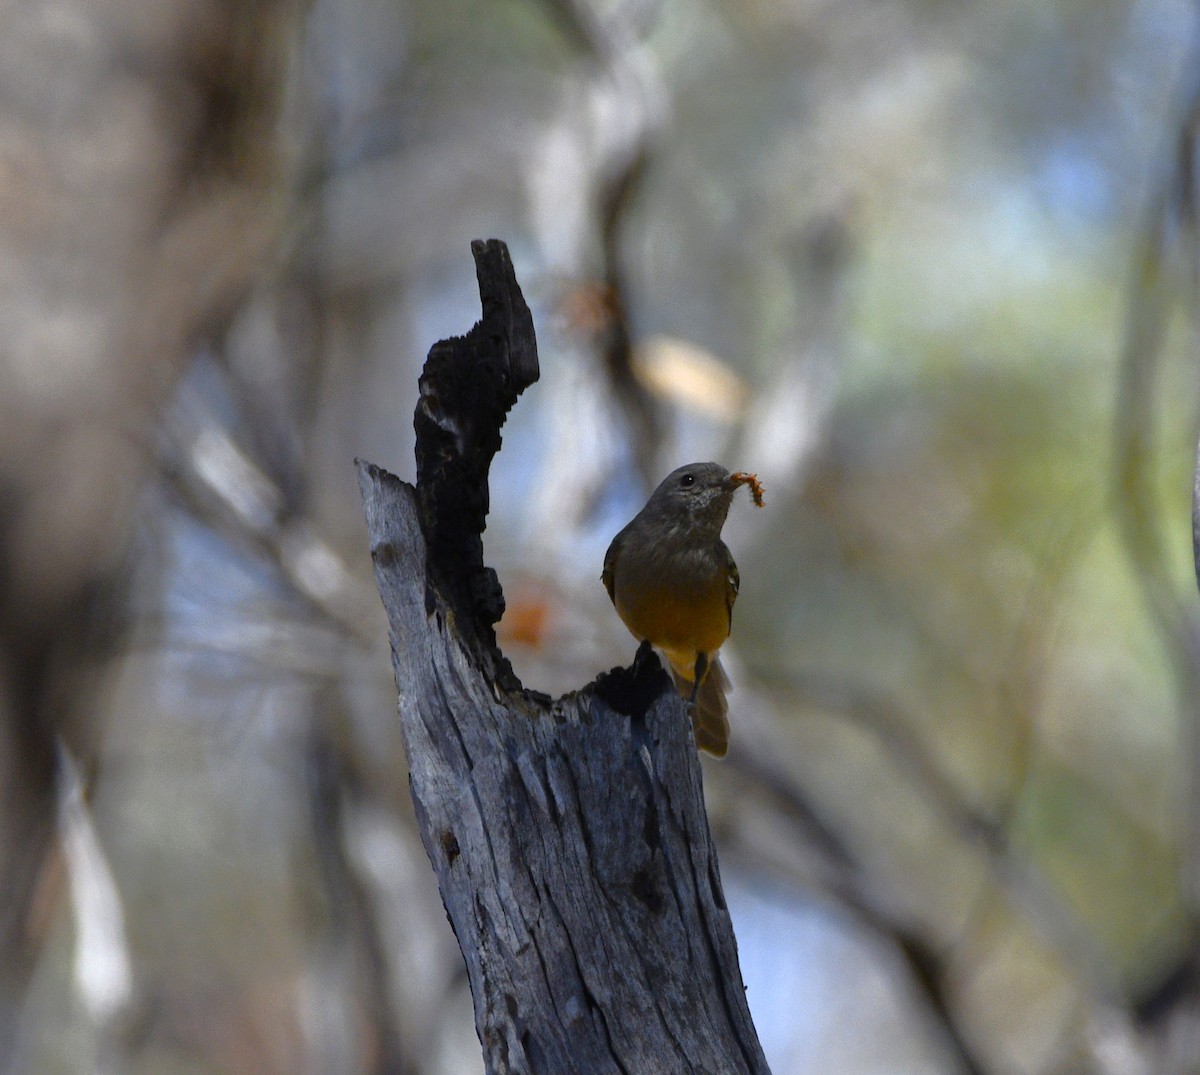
[
  {"x1": 601, "y1": 530, "x2": 624, "y2": 605},
  {"x1": 723, "y1": 544, "x2": 739, "y2": 628}
]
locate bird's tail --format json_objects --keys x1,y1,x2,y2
[{"x1": 669, "y1": 654, "x2": 731, "y2": 758}]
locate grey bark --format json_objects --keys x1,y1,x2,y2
[{"x1": 356, "y1": 239, "x2": 770, "y2": 1074}]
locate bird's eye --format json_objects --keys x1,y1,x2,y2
[{"x1": 680, "y1": 474, "x2": 696, "y2": 488}]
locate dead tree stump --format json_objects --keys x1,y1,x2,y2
[{"x1": 357, "y1": 239, "x2": 770, "y2": 1074}]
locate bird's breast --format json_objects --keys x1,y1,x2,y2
[{"x1": 612, "y1": 548, "x2": 731, "y2": 657}]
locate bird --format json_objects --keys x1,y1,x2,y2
[{"x1": 602, "y1": 462, "x2": 762, "y2": 757}]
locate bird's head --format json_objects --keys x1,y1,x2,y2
[{"x1": 644, "y1": 462, "x2": 758, "y2": 534}]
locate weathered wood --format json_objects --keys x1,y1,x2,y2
[{"x1": 357, "y1": 239, "x2": 769, "y2": 1074}]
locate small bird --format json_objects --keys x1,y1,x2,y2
[{"x1": 602, "y1": 462, "x2": 762, "y2": 757}]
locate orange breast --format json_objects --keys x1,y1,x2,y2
[{"x1": 613, "y1": 568, "x2": 730, "y2": 664}]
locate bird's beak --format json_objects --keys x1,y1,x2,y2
[{"x1": 729, "y1": 471, "x2": 766, "y2": 508}]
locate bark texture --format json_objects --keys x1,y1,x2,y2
[{"x1": 357, "y1": 239, "x2": 770, "y2": 1074}]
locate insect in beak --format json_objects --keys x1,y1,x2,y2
[{"x1": 729, "y1": 471, "x2": 765, "y2": 508}]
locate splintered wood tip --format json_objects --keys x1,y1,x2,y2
[{"x1": 731, "y1": 471, "x2": 765, "y2": 508}]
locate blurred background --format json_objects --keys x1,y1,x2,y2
[{"x1": 3, "y1": 0, "x2": 1200, "y2": 1072}]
